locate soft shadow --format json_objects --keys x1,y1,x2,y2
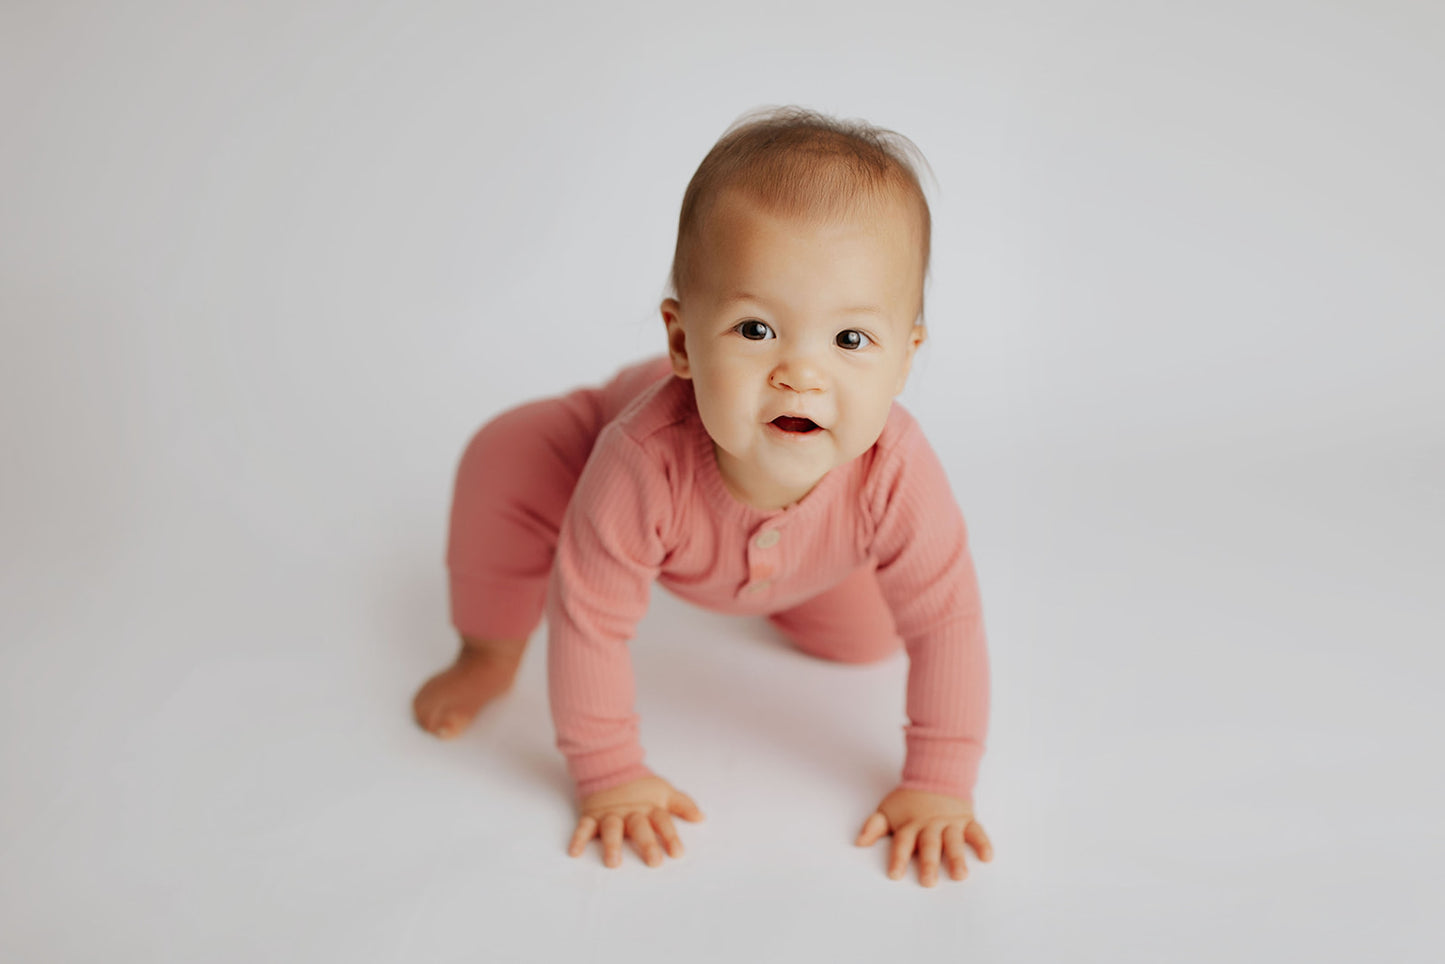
[{"x1": 635, "y1": 592, "x2": 902, "y2": 797}]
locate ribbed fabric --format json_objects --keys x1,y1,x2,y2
[
  {"x1": 447, "y1": 359, "x2": 674, "y2": 641},
  {"x1": 540, "y1": 366, "x2": 990, "y2": 802}
]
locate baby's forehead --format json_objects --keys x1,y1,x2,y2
[{"x1": 696, "y1": 191, "x2": 926, "y2": 316}]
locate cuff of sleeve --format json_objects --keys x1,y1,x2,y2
[
  {"x1": 901, "y1": 733, "x2": 984, "y2": 803},
  {"x1": 561, "y1": 727, "x2": 653, "y2": 799},
  {"x1": 574, "y1": 762, "x2": 656, "y2": 800}
]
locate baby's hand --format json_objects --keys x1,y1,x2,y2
[
  {"x1": 855, "y1": 787, "x2": 994, "y2": 887},
  {"x1": 568, "y1": 775, "x2": 705, "y2": 869}
]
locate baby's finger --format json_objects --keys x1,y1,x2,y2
[
  {"x1": 917, "y1": 824, "x2": 944, "y2": 887},
  {"x1": 855, "y1": 812, "x2": 888, "y2": 847},
  {"x1": 651, "y1": 809, "x2": 684, "y2": 858},
  {"x1": 568, "y1": 816, "x2": 598, "y2": 857},
  {"x1": 888, "y1": 824, "x2": 920, "y2": 880},
  {"x1": 625, "y1": 812, "x2": 664, "y2": 867},
  {"x1": 965, "y1": 820, "x2": 994, "y2": 862},
  {"x1": 668, "y1": 791, "x2": 705, "y2": 823},
  {"x1": 942, "y1": 824, "x2": 969, "y2": 880},
  {"x1": 600, "y1": 814, "x2": 625, "y2": 868}
]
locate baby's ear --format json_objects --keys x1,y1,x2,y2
[
  {"x1": 661, "y1": 299, "x2": 692, "y2": 379},
  {"x1": 894, "y1": 322, "x2": 927, "y2": 394}
]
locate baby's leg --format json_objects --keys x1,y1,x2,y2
[
  {"x1": 414, "y1": 357, "x2": 672, "y2": 739},
  {"x1": 768, "y1": 561, "x2": 903, "y2": 665}
]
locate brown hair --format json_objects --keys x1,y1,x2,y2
[{"x1": 669, "y1": 106, "x2": 933, "y2": 318}]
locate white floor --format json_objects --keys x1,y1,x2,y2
[
  {"x1": 3, "y1": 1, "x2": 1442, "y2": 960},
  {"x1": 3, "y1": 432, "x2": 1439, "y2": 963}
]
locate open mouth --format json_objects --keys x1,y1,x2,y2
[{"x1": 771, "y1": 416, "x2": 822, "y2": 434}]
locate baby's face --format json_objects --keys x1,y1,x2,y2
[{"x1": 663, "y1": 190, "x2": 926, "y2": 510}]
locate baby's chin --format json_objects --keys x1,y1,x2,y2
[
  {"x1": 760, "y1": 446, "x2": 848, "y2": 488},
  {"x1": 710, "y1": 443, "x2": 823, "y2": 503}
]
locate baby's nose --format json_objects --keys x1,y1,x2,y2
[{"x1": 769, "y1": 354, "x2": 825, "y2": 393}]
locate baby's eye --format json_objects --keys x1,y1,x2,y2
[
  {"x1": 736, "y1": 320, "x2": 775, "y2": 340},
  {"x1": 835, "y1": 329, "x2": 872, "y2": 350}
]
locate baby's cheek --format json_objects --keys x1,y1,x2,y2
[
  {"x1": 696, "y1": 401, "x2": 749, "y2": 456},
  {"x1": 847, "y1": 407, "x2": 892, "y2": 456}
]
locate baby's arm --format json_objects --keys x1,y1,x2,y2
[
  {"x1": 862, "y1": 420, "x2": 993, "y2": 885},
  {"x1": 545, "y1": 425, "x2": 703, "y2": 867}
]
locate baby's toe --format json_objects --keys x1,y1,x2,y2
[{"x1": 434, "y1": 711, "x2": 466, "y2": 739}]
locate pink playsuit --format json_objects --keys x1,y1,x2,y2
[{"x1": 447, "y1": 357, "x2": 989, "y2": 801}]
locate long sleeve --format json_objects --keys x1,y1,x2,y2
[
  {"x1": 545, "y1": 423, "x2": 674, "y2": 799},
  {"x1": 868, "y1": 421, "x2": 990, "y2": 802}
]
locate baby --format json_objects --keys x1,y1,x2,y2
[{"x1": 413, "y1": 107, "x2": 994, "y2": 887}]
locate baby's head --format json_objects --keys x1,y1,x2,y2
[{"x1": 661, "y1": 107, "x2": 934, "y2": 510}]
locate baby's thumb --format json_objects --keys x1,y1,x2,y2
[
  {"x1": 855, "y1": 811, "x2": 888, "y2": 847},
  {"x1": 668, "y1": 791, "x2": 705, "y2": 822}
]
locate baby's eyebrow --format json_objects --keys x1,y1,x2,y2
[{"x1": 720, "y1": 291, "x2": 765, "y2": 308}]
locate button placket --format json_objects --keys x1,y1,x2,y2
[{"x1": 743, "y1": 525, "x2": 783, "y2": 595}]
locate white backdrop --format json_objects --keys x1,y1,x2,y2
[{"x1": 2, "y1": 1, "x2": 1441, "y2": 961}]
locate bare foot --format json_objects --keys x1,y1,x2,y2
[{"x1": 413, "y1": 637, "x2": 526, "y2": 739}]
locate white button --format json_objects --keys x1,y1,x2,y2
[{"x1": 754, "y1": 529, "x2": 781, "y2": 549}]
